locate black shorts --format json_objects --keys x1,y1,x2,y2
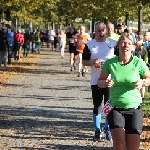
[
  {"x1": 107, "y1": 106, "x2": 143, "y2": 135},
  {"x1": 91, "y1": 85, "x2": 110, "y2": 114},
  {"x1": 69, "y1": 46, "x2": 78, "y2": 55},
  {"x1": 49, "y1": 40, "x2": 54, "y2": 45}
]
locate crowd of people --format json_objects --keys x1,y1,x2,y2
[
  {"x1": 0, "y1": 24, "x2": 42, "y2": 66},
  {"x1": 0, "y1": 20, "x2": 150, "y2": 149}
]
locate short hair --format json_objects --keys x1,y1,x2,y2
[
  {"x1": 80, "y1": 25, "x2": 85, "y2": 30},
  {"x1": 95, "y1": 22, "x2": 106, "y2": 31},
  {"x1": 107, "y1": 22, "x2": 114, "y2": 30},
  {"x1": 117, "y1": 32, "x2": 134, "y2": 47}
]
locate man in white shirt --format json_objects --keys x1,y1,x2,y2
[
  {"x1": 48, "y1": 29, "x2": 56, "y2": 51},
  {"x1": 82, "y1": 22, "x2": 116, "y2": 141}
]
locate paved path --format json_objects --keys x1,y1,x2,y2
[{"x1": 0, "y1": 48, "x2": 143, "y2": 150}]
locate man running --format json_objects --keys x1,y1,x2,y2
[{"x1": 82, "y1": 22, "x2": 116, "y2": 141}]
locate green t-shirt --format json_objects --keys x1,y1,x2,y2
[
  {"x1": 107, "y1": 33, "x2": 120, "y2": 41},
  {"x1": 102, "y1": 56, "x2": 148, "y2": 108}
]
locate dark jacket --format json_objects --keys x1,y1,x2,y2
[{"x1": 0, "y1": 30, "x2": 9, "y2": 51}]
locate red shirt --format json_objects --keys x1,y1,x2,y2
[{"x1": 14, "y1": 32, "x2": 24, "y2": 44}]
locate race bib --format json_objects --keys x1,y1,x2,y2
[
  {"x1": 69, "y1": 38, "x2": 74, "y2": 43},
  {"x1": 95, "y1": 61, "x2": 104, "y2": 70},
  {"x1": 102, "y1": 101, "x2": 113, "y2": 117},
  {"x1": 79, "y1": 40, "x2": 83, "y2": 45}
]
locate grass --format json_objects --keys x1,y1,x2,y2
[
  {"x1": 141, "y1": 88, "x2": 150, "y2": 149},
  {"x1": 142, "y1": 88, "x2": 150, "y2": 117}
]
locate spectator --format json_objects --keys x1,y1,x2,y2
[
  {"x1": 0, "y1": 26, "x2": 9, "y2": 67},
  {"x1": 14, "y1": 29, "x2": 24, "y2": 60},
  {"x1": 7, "y1": 26, "x2": 14, "y2": 64},
  {"x1": 23, "y1": 29, "x2": 30, "y2": 57},
  {"x1": 34, "y1": 29, "x2": 41, "y2": 54}
]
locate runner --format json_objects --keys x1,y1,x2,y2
[
  {"x1": 58, "y1": 30, "x2": 66, "y2": 58},
  {"x1": 82, "y1": 22, "x2": 116, "y2": 141},
  {"x1": 75, "y1": 26, "x2": 91, "y2": 77},
  {"x1": 66, "y1": 27, "x2": 78, "y2": 71}
]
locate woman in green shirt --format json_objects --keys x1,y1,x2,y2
[{"x1": 97, "y1": 33, "x2": 150, "y2": 150}]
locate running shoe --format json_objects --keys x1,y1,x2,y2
[
  {"x1": 70, "y1": 67, "x2": 73, "y2": 72},
  {"x1": 77, "y1": 72, "x2": 80, "y2": 77},
  {"x1": 82, "y1": 69, "x2": 85, "y2": 77},
  {"x1": 105, "y1": 129, "x2": 112, "y2": 141},
  {"x1": 93, "y1": 130, "x2": 101, "y2": 141}
]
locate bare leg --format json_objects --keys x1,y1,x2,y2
[
  {"x1": 70, "y1": 53, "x2": 74, "y2": 66},
  {"x1": 111, "y1": 128, "x2": 126, "y2": 150},
  {"x1": 78, "y1": 53, "x2": 82, "y2": 73},
  {"x1": 126, "y1": 134, "x2": 140, "y2": 150}
]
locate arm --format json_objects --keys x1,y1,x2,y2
[
  {"x1": 82, "y1": 44, "x2": 99, "y2": 66},
  {"x1": 74, "y1": 33, "x2": 77, "y2": 43},
  {"x1": 135, "y1": 70, "x2": 150, "y2": 90},
  {"x1": 97, "y1": 71, "x2": 114, "y2": 88},
  {"x1": 97, "y1": 60, "x2": 114, "y2": 88},
  {"x1": 135, "y1": 59, "x2": 150, "y2": 90},
  {"x1": 21, "y1": 34, "x2": 24, "y2": 44},
  {"x1": 143, "y1": 70, "x2": 150, "y2": 86}
]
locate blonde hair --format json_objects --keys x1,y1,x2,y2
[
  {"x1": 138, "y1": 34, "x2": 143, "y2": 41},
  {"x1": 117, "y1": 32, "x2": 134, "y2": 47}
]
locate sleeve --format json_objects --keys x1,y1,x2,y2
[
  {"x1": 101, "y1": 59, "x2": 110, "y2": 74},
  {"x1": 143, "y1": 42, "x2": 147, "y2": 50},
  {"x1": 74, "y1": 33, "x2": 78, "y2": 39},
  {"x1": 139, "y1": 58, "x2": 149, "y2": 76},
  {"x1": 21, "y1": 34, "x2": 24, "y2": 44},
  {"x1": 82, "y1": 44, "x2": 91, "y2": 60},
  {"x1": 86, "y1": 33, "x2": 91, "y2": 41}
]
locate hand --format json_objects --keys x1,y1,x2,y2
[
  {"x1": 135, "y1": 79, "x2": 144, "y2": 90},
  {"x1": 106, "y1": 79, "x2": 114, "y2": 87},
  {"x1": 90, "y1": 58, "x2": 100, "y2": 66},
  {"x1": 97, "y1": 79, "x2": 114, "y2": 88}
]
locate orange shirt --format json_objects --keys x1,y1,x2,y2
[
  {"x1": 76, "y1": 33, "x2": 88, "y2": 53},
  {"x1": 137, "y1": 42, "x2": 143, "y2": 49}
]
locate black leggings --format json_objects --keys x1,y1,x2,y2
[{"x1": 91, "y1": 85, "x2": 110, "y2": 115}]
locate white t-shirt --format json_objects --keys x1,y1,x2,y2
[
  {"x1": 48, "y1": 30, "x2": 55, "y2": 40},
  {"x1": 85, "y1": 38, "x2": 116, "y2": 85}
]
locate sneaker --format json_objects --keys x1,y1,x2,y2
[
  {"x1": 82, "y1": 69, "x2": 85, "y2": 77},
  {"x1": 70, "y1": 67, "x2": 73, "y2": 72},
  {"x1": 93, "y1": 130, "x2": 101, "y2": 141},
  {"x1": 105, "y1": 130, "x2": 112, "y2": 141},
  {"x1": 77, "y1": 72, "x2": 80, "y2": 77}
]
